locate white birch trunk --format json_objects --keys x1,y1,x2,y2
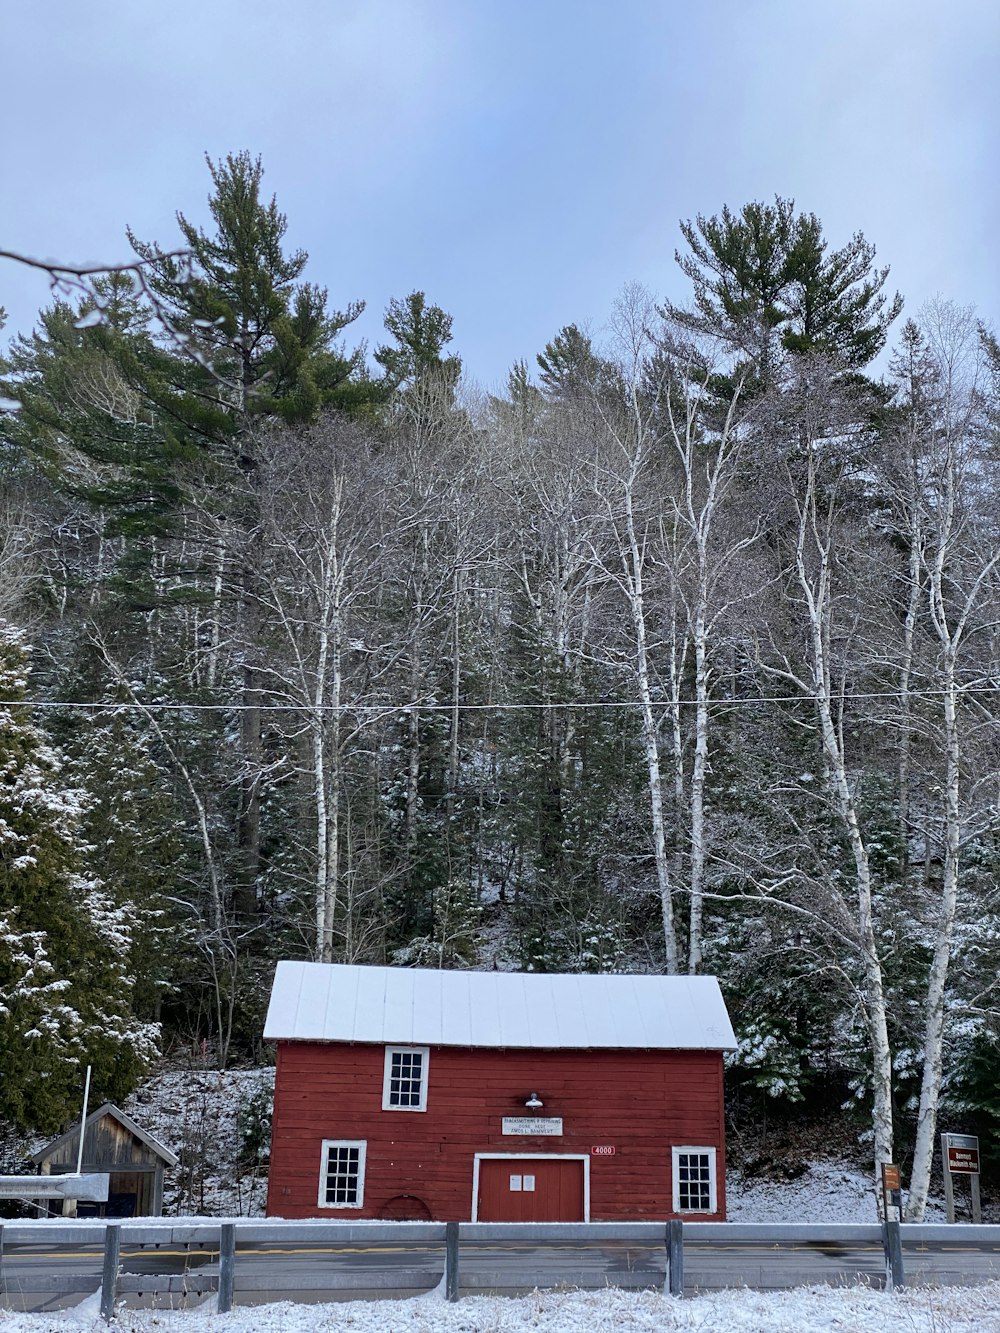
[
  {"x1": 321, "y1": 651, "x2": 342, "y2": 963},
  {"x1": 687, "y1": 602, "x2": 709, "y2": 973},
  {"x1": 447, "y1": 564, "x2": 463, "y2": 819},
  {"x1": 621, "y1": 478, "x2": 679, "y2": 973},
  {"x1": 905, "y1": 657, "x2": 960, "y2": 1218},
  {"x1": 793, "y1": 459, "x2": 894, "y2": 1183},
  {"x1": 314, "y1": 496, "x2": 345, "y2": 964},
  {"x1": 903, "y1": 426, "x2": 1000, "y2": 1217},
  {"x1": 662, "y1": 373, "x2": 746, "y2": 974},
  {"x1": 404, "y1": 530, "x2": 429, "y2": 864},
  {"x1": 206, "y1": 541, "x2": 226, "y2": 691}
]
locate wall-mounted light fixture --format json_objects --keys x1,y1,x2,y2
[{"x1": 524, "y1": 1092, "x2": 544, "y2": 1109}]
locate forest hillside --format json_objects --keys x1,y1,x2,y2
[{"x1": 1, "y1": 157, "x2": 998, "y2": 1221}]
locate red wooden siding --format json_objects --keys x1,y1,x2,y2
[{"x1": 267, "y1": 1042, "x2": 726, "y2": 1222}]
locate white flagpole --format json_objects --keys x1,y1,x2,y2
[{"x1": 75, "y1": 1065, "x2": 92, "y2": 1176}]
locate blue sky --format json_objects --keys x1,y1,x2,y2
[{"x1": 1, "y1": 0, "x2": 996, "y2": 389}]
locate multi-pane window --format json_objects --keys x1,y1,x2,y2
[
  {"x1": 382, "y1": 1046, "x2": 429, "y2": 1111},
  {"x1": 319, "y1": 1140, "x2": 366, "y2": 1208},
  {"x1": 672, "y1": 1147, "x2": 717, "y2": 1213}
]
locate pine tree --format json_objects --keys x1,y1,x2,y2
[
  {"x1": 536, "y1": 324, "x2": 617, "y2": 403},
  {"x1": 376, "y1": 290, "x2": 461, "y2": 397},
  {"x1": 2, "y1": 153, "x2": 374, "y2": 541},
  {"x1": 0, "y1": 275, "x2": 178, "y2": 539},
  {"x1": 664, "y1": 197, "x2": 902, "y2": 397},
  {"x1": 118, "y1": 153, "x2": 375, "y2": 921},
  {"x1": 129, "y1": 150, "x2": 370, "y2": 436}
]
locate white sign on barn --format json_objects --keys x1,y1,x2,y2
[{"x1": 502, "y1": 1117, "x2": 563, "y2": 1136}]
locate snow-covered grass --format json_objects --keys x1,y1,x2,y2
[
  {"x1": 727, "y1": 1160, "x2": 947, "y2": 1223},
  {"x1": 3, "y1": 1281, "x2": 1000, "y2": 1333},
  {"x1": 124, "y1": 1067, "x2": 274, "y2": 1217}
]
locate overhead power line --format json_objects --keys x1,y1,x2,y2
[{"x1": 4, "y1": 686, "x2": 999, "y2": 714}]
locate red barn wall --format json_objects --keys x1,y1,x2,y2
[{"x1": 267, "y1": 1042, "x2": 726, "y2": 1221}]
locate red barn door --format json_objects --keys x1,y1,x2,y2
[{"x1": 476, "y1": 1157, "x2": 585, "y2": 1221}]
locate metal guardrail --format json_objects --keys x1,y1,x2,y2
[
  {"x1": 1, "y1": 1218, "x2": 999, "y2": 1319},
  {"x1": 0, "y1": 1174, "x2": 109, "y2": 1202}
]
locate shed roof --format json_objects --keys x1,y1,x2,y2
[
  {"x1": 31, "y1": 1103, "x2": 179, "y2": 1168},
  {"x1": 264, "y1": 962, "x2": 737, "y2": 1050}
]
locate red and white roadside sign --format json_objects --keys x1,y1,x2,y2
[
  {"x1": 943, "y1": 1133, "x2": 980, "y2": 1175},
  {"x1": 591, "y1": 1145, "x2": 615, "y2": 1156}
]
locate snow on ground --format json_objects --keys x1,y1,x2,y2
[
  {"x1": 3, "y1": 1282, "x2": 1000, "y2": 1333},
  {"x1": 123, "y1": 1067, "x2": 274, "y2": 1217},
  {"x1": 728, "y1": 1160, "x2": 947, "y2": 1223}
]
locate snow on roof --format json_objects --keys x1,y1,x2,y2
[{"x1": 264, "y1": 962, "x2": 737, "y2": 1050}]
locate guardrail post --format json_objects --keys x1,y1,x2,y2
[
  {"x1": 445, "y1": 1220, "x2": 460, "y2": 1301},
  {"x1": 0, "y1": 1223, "x2": 5, "y2": 1298},
  {"x1": 218, "y1": 1222, "x2": 236, "y2": 1313},
  {"x1": 666, "y1": 1219, "x2": 684, "y2": 1297},
  {"x1": 881, "y1": 1218, "x2": 904, "y2": 1291},
  {"x1": 100, "y1": 1223, "x2": 121, "y2": 1323}
]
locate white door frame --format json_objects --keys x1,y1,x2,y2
[{"x1": 471, "y1": 1152, "x2": 590, "y2": 1222}]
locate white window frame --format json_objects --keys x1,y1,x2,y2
[
  {"x1": 382, "y1": 1045, "x2": 430, "y2": 1112},
  {"x1": 318, "y1": 1138, "x2": 367, "y2": 1209},
  {"x1": 671, "y1": 1145, "x2": 718, "y2": 1214},
  {"x1": 470, "y1": 1153, "x2": 590, "y2": 1221}
]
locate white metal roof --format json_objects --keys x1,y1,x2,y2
[{"x1": 264, "y1": 962, "x2": 737, "y2": 1050}]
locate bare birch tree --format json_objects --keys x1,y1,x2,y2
[
  {"x1": 587, "y1": 289, "x2": 756, "y2": 972},
  {"x1": 249, "y1": 418, "x2": 393, "y2": 962},
  {"x1": 646, "y1": 332, "x2": 758, "y2": 972},
  {"x1": 756, "y1": 362, "x2": 896, "y2": 1185},
  {"x1": 588, "y1": 384, "x2": 680, "y2": 972},
  {"x1": 879, "y1": 306, "x2": 1000, "y2": 1218}
]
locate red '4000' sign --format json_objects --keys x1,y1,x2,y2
[{"x1": 591, "y1": 1145, "x2": 616, "y2": 1156}]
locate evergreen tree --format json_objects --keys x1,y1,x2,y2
[
  {"x1": 129, "y1": 150, "x2": 370, "y2": 435},
  {"x1": 374, "y1": 290, "x2": 462, "y2": 409},
  {"x1": 0, "y1": 624, "x2": 157, "y2": 1130},
  {"x1": 664, "y1": 197, "x2": 902, "y2": 396},
  {"x1": 62, "y1": 710, "x2": 188, "y2": 1024},
  {"x1": 2, "y1": 152, "x2": 374, "y2": 543},
  {"x1": 0, "y1": 276, "x2": 180, "y2": 540},
  {"x1": 503, "y1": 358, "x2": 545, "y2": 419},
  {"x1": 536, "y1": 324, "x2": 617, "y2": 402}
]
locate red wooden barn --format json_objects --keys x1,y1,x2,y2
[{"x1": 264, "y1": 962, "x2": 737, "y2": 1222}]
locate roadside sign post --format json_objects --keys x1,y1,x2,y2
[
  {"x1": 881, "y1": 1163, "x2": 902, "y2": 1223},
  {"x1": 941, "y1": 1133, "x2": 981, "y2": 1224}
]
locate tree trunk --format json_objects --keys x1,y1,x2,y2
[
  {"x1": 794, "y1": 468, "x2": 894, "y2": 1186},
  {"x1": 235, "y1": 668, "x2": 262, "y2": 921},
  {"x1": 622, "y1": 486, "x2": 679, "y2": 973},
  {"x1": 688, "y1": 604, "x2": 709, "y2": 973},
  {"x1": 905, "y1": 661, "x2": 960, "y2": 1218}
]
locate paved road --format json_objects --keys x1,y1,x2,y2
[{"x1": 3, "y1": 1232, "x2": 1000, "y2": 1312}]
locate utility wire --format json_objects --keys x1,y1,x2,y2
[{"x1": 4, "y1": 686, "x2": 999, "y2": 714}]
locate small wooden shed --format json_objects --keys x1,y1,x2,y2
[
  {"x1": 31, "y1": 1103, "x2": 178, "y2": 1217},
  {"x1": 265, "y1": 962, "x2": 737, "y2": 1222}
]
